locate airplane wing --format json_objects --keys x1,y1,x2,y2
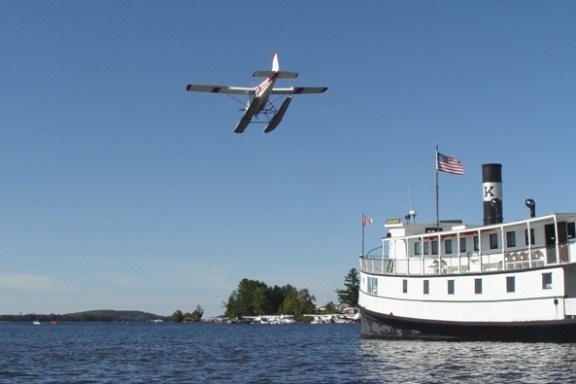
[
  {"x1": 271, "y1": 86, "x2": 328, "y2": 95},
  {"x1": 186, "y1": 84, "x2": 254, "y2": 95},
  {"x1": 186, "y1": 85, "x2": 327, "y2": 95}
]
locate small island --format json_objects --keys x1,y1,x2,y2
[{"x1": 0, "y1": 310, "x2": 170, "y2": 323}]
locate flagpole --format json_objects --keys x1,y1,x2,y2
[
  {"x1": 361, "y1": 213, "x2": 365, "y2": 256},
  {"x1": 435, "y1": 145, "x2": 440, "y2": 230},
  {"x1": 435, "y1": 148, "x2": 464, "y2": 231}
]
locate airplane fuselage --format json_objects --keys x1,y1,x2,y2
[{"x1": 251, "y1": 73, "x2": 279, "y2": 115}]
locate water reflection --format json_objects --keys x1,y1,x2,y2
[{"x1": 357, "y1": 339, "x2": 576, "y2": 383}]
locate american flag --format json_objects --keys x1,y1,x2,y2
[
  {"x1": 436, "y1": 152, "x2": 464, "y2": 175},
  {"x1": 362, "y1": 215, "x2": 373, "y2": 226}
]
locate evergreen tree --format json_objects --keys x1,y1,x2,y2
[
  {"x1": 266, "y1": 285, "x2": 286, "y2": 314},
  {"x1": 336, "y1": 268, "x2": 360, "y2": 307}
]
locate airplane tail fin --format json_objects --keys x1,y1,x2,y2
[
  {"x1": 253, "y1": 52, "x2": 298, "y2": 79},
  {"x1": 272, "y1": 52, "x2": 280, "y2": 72}
]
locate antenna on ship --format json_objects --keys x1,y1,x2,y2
[
  {"x1": 404, "y1": 194, "x2": 417, "y2": 224},
  {"x1": 405, "y1": 189, "x2": 417, "y2": 223}
]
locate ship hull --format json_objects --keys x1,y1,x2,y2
[{"x1": 360, "y1": 306, "x2": 576, "y2": 342}]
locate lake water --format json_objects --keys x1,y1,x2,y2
[{"x1": 1, "y1": 322, "x2": 576, "y2": 383}]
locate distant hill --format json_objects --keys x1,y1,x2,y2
[{"x1": 0, "y1": 310, "x2": 170, "y2": 323}]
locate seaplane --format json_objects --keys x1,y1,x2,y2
[
  {"x1": 303, "y1": 307, "x2": 360, "y2": 324},
  {"x1": 241, "y1": 314, "x2": 297, "y2": 324},
  {"x1": 303, "y1": 314, "x2": 344, "y2": 324},
  {"x1": 185, "y1": 52, "x2": 328, "y2": 133}
]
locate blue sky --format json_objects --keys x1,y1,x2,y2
[{"x1": 1, "y1": 1, "x2": 575, "y2": 317}]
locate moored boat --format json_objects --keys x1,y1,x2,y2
[{"x1": 359, "y1": 163, "x2": 576, "y2": 341}]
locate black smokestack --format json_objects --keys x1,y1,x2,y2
[
  {"x1": 482, "y1": 164, "x2": 503, "y2": 225},
  {"x1": 525, "y1": 199, "x2": 536, "y2": 218}
]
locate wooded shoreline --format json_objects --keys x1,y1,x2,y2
[{"x1": 0, "y1": 310, "x2": 170, "y2": 323}]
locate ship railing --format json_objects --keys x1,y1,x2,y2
[
  {"x1": 359, "y1": 257, "x2": 395, "y2": 274},
  {"x1": 359, "y1": 243, "x2": 576, "y2": 276}
]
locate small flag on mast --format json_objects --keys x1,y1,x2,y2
[
  {"x1": 436, "y1": 152, "x2": 464, "y2": 175},
  {"x1": 361, "y1": 214, "x2": 373, "y2": 256},
  {"x1": 362, "y1": 215, "x2": 373, "y2": 226}
]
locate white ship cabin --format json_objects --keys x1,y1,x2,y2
[{"x1": 360, "y1": 214, "x2": 576, "y2": 276}]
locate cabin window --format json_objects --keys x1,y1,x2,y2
[
  {"x1": 423, "y1": 242, "x2": 429, "y2": 255},
  {"x1": 489, "y1": 233, "x2": 498, "y2": 250},
  {"x1": 506, "y1": 231, "x2": 516, "y2": 247},
  {"x1": 473, "y1": 236, "x2": 479, "y2": 252},
  {"x1": 524, "y1": 229, "x2": 535, "y2": 246},
  {"x1": 459, "y1": 238, "x2": 467, "y2": 253},
  {"x1": 414, "y1": 242, "x2": 421, "y2": 256},
  {"x1": 506, "y1": 276, "x2": 516, "y2": 293},
  {"x1": 445, "y1": 239, "x2": 453, "y2": 254},
  {"x1": 423, "y1": 280, "x2": 429, "y2": 295},
  {"x1": 367, "y1": 277, "x2": 378, "y2": 294},
  {"x1": 402, "y1": 279, "x2": 408, "y2": 294},
  {"x1": 568, "y1": 222, "x2": 576, "y2": 239},
  {"x1": 542, "y1": 273, "x2": 552, "y2": 289},
  {"x1": 475, "y1": 278, "x2": 482, "y2": 294},
  {"x1": 447, "y1": 280, "x2": 455, "y2": 294},
  {"x1": 431, "y1": 240, "x2": 438, "y2": 255}
]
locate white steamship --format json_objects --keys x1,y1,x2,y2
[{"x1": 359, "y1": 164, "x2": 576, "y2": 341}]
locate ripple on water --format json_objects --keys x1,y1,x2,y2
[{"x1": 1, "y1": 323, "x2": 576, "y2": 383}]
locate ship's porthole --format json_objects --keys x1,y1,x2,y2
[{"x1": 554, "y1": 299, "x2": 559, "y2": 305}]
